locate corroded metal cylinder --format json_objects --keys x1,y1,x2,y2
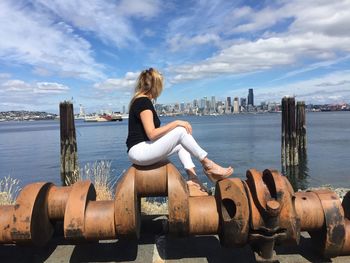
[
  {"x1": 0, "y1": 205, "x2": 14, "y2": 243},
  {"x1": 47, "y1": 185, "x2": 73, "y2": 220},
  {"x1": 135, "y1": 162, "x2": 168, "y2": 197},
  {"x1": 85, "y1": 200, "x2": 115, "y2": 240},
  {"x1": 295, "y1": 191, "x2": 324, "y2": 231},
  {"x1": 188, "y1": 196, "x2": 219, "y2": 235}
]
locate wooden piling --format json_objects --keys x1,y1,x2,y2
[
  {"x1": 296, "y1": 101, "x2": 307, "y2": 154},
  {"x1": 60, "y1": 101, "x2": 79, "y2": 186},
  {"x1": 281, "y1": 97, "x2": 299, "y2": 168}
]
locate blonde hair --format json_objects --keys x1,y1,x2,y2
[{"x1": 130, "y1": 68, "x2": 163, "y2": 108}]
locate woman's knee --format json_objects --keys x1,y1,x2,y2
[{"x1": 173, "y1": 126, "x2": 187, "y2": 135}]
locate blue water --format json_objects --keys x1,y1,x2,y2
[{"x1": 0, "y1": 112, "x2": 349, "y2": 189}]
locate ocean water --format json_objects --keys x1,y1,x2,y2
[{"x1": 0, "y1": 112, "x2": 349, "y2": 189}]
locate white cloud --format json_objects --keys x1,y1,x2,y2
[
  {"x1": 167, "y1": 33, "x2": 221, "y2": 52},
  {"x1": 94, "y1": 71, "x2": 140, "y2": 91},
  {"x1": 35, "y1": 0, "x2": 161, "y2": 48},
  {"x1": 0, "y1": 1, "x2": 105, "y2": 80},
  {"x1": 248, "y1": 70, "x2": 350, "y2": 104},
  {"x1": 35, "y1": 82, "x2": 69, "y2": 94},
  {"x1": 170, "y1": 33, "x2": 350, "y2": 83},
  {"x1": 0, "y1": 78, "x2": 70, "y2": 111}
]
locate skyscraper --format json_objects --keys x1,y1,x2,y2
[
  {"x1": 226, "y1": 97, "x2": 232, "y2": 113},
  {"x1": 248, "y1": 88, "x2": 254, "y2": 106},
  {"x1": 233, "y1": 97, "x2": 239, "y2": 113}
]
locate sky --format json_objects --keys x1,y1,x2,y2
[{"x1": 0, "y1": 0, "x2": 350, "y2": 113}]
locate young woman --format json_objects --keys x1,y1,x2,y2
[{"x1": 126, "y1": 68, "x2": 233, "y2": 196}]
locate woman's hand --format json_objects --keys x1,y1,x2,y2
[{"x1": 176, "y1": 120, "x2": 192, "y2": 134}]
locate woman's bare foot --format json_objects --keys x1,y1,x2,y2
[{"x1": 201, "y1": 158, "x2": 233, "y2": 182}]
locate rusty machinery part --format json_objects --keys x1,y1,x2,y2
[
  {"x1": 64, "y1": 181, "x2": 96, "y2": 240},
  {"x1": 85, "y1": 200, "x2": 116, "y2": 240},
  {"x1": 295, "y1": 191, "x2": 325, "y2": 231},
  {"x1": 188, "y1": 196, "x2": 219, "y2": 235},
  {"x1": 341, "y1": 192, "x2": 350, "y2": 255},
  {"x1": 11, "y1": 182, "x2": 54, "y2": 246},
  {"x1": 215, "y1": 178, "x2": 249, "y2": 247},
  {"x1": 134, "y1": 162, "x2": 168, "y2": 197},
  {"x1": 0, "y1": 163, "x2": 349, "y2": 262},
  {"x1": 244, "y1": 169, "x2": 300, "y2": 262},
  {"x1": 114, "y1": 166, "x2": 140, "y2": 239},
  {"x1": 167, "y1": 162, "x2": 190, "y2": 236},
  {"x1": 308, "y1": 189, "x2": 346, "y2": 258},
  {"x1": 0, "y1": 205, "x2": 14, "y2": 243},
  {"x1": 47, "y1": 185, "x2": 73, "y2": 220}
]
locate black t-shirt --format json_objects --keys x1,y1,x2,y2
[{"x1": 126, "y1": 97, "x2": 161, "y2": 152}]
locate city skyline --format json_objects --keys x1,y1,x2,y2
[{"x1": 1, "y1": 1, "x2": 350, "y2": 114}]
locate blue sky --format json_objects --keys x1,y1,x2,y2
[{"x1": 0, "y1": 0, "x2": 350, "y2": 113}]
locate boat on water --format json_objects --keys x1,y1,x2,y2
[{"x1": 84, "y1": 113, "x2": 122, "y2": 122}]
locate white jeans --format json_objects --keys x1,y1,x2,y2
[{"x1": 128, "y1": 127, "x2": 208, "y2": 170}]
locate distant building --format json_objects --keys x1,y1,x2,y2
[
  {"x1": 211, "y1": 96, "x2": 216, "y2": 112},
  {"x1": 233, "y1": 97, "x2": 239, "y2": 113},
  {"x1": 248, "y1": 88, "x2": 254, "y2": 106},
  {"x1": 180, "y1": 102, "x2": 185, "y2": 112},
  {"x1": 226, "y1": 97, "x2": 232, "y2": 113}
]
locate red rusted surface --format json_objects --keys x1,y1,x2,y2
[
  {"x1": 134, "y1": 162, "x2": 168, "y2": 197},
  {"x1": 11, "y1": 182, "x2": 54, "y2": 246},
  {"x1": 295, "y1": 191, "x2": 324, "y2": 231},
  {"x1": 0, "y1": 205, "x2": 14, "y2": 243},
  {"x1": 167, "y1": 162, "x2": 189, "y2": 236},
  {"x1": 84, "y1": 200, "x2": 115, "y2": 240},
  {"x1": 309, "y1": 189, "x2": 346, "y2": 258},
  {"x1": 47, "y1": 185, "x2": 72, "y2": 220},
  {"x1": 114, "y1": 167, "x2": 140, "y2": 239},
  {"x1": 215, "y1": 178, "x2": 249, "y2": 247},
  {"x1": 0, "y1": 163, "x2": 349, "y2": 261},
  {"x1": 188, "y1": 196, "x2": 219, "y2": 235},
  {"x1": 64, "y1": 181, "x2": 96, "y2": 240}
]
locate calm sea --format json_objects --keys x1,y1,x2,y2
[{"x1": 0, "y1": 112, "x2": 349, "y2": 189}]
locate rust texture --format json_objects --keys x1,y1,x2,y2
[{"x1": 0, "y1": 162, "x2": 349, "y2": 262}]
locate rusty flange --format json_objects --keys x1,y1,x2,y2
[
  {"x1": 215, "y1": 178, "x2": 249, "y2": 247},
  {"x1": 167, "y1": 163, "x2": 189, "y2": 236},
  {"x1": 188, "y1": 196, "x2": 219, "y2": 235},
  {"x1": 309, "y1": 189, "x2": 346, "y2": 258},
  {"x1": 262, "y1": 169, "x2": 300, "y2": 244},
  {"x1": 64, "y1": 181, "x2": 96, "y2": 240},
  {"x1": 11, "y1": 182, "x2": 54, "y2": 246},
  {"x1": 114, "y1": 166, "x2": 140, "y2": 239}
]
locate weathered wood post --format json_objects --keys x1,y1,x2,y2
[
  {"x1": 60, "y1": 101, "x2": 79, "y2": 186},
  {"x1": 281, "y1": 97, "x2": 298, "y2": 169},
  {"x1": 296, "y1": 101, "x2": 307, "y2": 155}
]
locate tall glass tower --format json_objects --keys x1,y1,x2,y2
[{"x1": 248, "y1": 88, "x2": 254, "y2": 106}]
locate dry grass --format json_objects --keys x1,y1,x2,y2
[
  {"x1": 70, "y1": 160, "x2": 117, "y2": 201},
  {"x1": 141, "y1": 198, "x2": 168, "y2": 215},
  {"x1": 0, "y1": 176, "x2": 21, "y2": 205}
]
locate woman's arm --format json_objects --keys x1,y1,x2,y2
[{"x1": 140, "y1": 109, "x2": 192, "y2": 141}]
